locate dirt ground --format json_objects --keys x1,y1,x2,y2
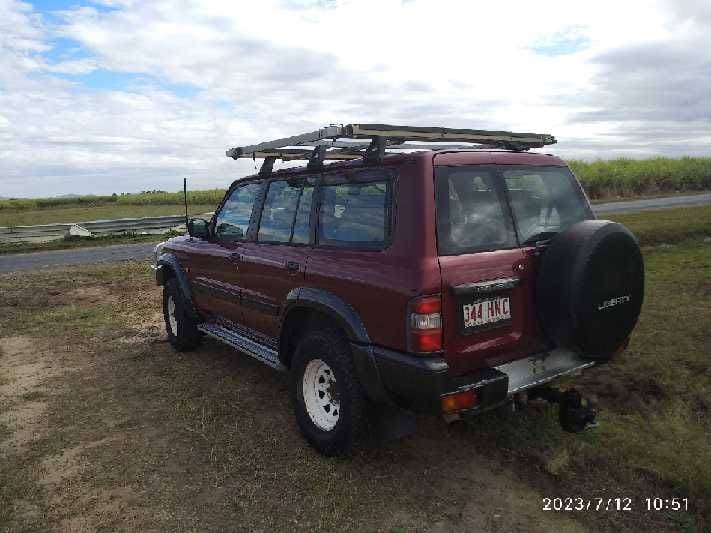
[{"x1": 0, "y1": 260, "x2": 703, "y2": 532}]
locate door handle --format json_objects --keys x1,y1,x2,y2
[{"x1": 286, "y1": 261, "x2": 300, "y2": 273}]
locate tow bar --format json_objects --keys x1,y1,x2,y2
[{"x1": 527, "y1": 387, "x2": 598, "y2": 432}]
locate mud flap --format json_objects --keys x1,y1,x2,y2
[
  {"x1": 350, "y1": 342, "x2": 392, "y2": 405},
  {"x1": 373, "y1": 404, "x2": 417, "y2": 443}
]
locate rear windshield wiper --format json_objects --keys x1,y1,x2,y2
[{"x1": 522, "y1": 231, "x2": 558, "y2": 246}]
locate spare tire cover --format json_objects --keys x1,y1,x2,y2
[{"x1": 536, "y1": 220, "x2": 644, "y2": 357}]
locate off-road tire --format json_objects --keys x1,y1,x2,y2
[
  {"x1": 290, "y1": 327, "x2": 370, "y2": 456},
  {"x1": 163, "y1": 277, "x2": 202, "y2": 352}
]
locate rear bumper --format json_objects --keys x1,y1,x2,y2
[{"x1": 352, "y1": 344, "x2": 596, "y2": 415}]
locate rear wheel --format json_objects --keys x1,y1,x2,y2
[
  {"x1": 290, "y1": 327, "x2": 369, "y2": 456},
  {"x1": 163, "y1": 277, "x2": 202, "y2": 351}
]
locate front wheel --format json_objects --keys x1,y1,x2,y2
[
  {"x1": 163, "y1": 277, "x2": 202, "y2": 351},
  {"x1": 290, "y1": 328, "x2": 369, "y2": 456}
]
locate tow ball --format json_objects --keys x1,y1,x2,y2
[{"x1": 524, "y1": 387, "x2": 598, "y2": 432}]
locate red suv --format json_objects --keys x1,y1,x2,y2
[{"x1": 153, "y1": 125, "x2": 644, "y2": 455}]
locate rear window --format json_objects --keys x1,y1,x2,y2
[
  {"x1": 318, "y1": 181, "x2": 390, "y2": 249},
  {"x1": 435, "y1": 165, "x2": 590, "y2": 255},
  {"x1": 503, "y1": 168, "x2": 590, "y2": 244}
]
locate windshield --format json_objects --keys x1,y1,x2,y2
[{"x1": 435, "y1": 165, "x2": 591, "y2": 255}]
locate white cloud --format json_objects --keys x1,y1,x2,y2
[{"x1": 0, "y1": 0, "x2": 709, "y2": 197}]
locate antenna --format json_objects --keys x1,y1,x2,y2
[{"x1": 183, "y1": 177, "x2": 189, "y2": 232}]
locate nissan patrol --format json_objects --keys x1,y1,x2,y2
[{"x1": 152, "y1": 124, "x2": 644, "y2": 455}]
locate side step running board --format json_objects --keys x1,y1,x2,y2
[{"x1": 198, "y1": 322, "x2": 286, "y2": 372}]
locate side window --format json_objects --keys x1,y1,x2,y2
[
  {"x1": 215, "y1": 182, "x2": 260, "y2": 240},
  {"x1": 291, "y1": 185, "x2": 314, "y2": 244},
  {"x1": 257, "y1": 181, "x2": 301, "y2": 243},
  {"x1": 317, "y1": 180, "x2": 390, "y2": 249}
]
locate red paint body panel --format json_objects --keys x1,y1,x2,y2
[
  {"x1": 237, "y1": 242, "x2": 309, "y2": 338},
  {"x1": 304, "y1": 157, "x2": 441, "y2": 352},
  {"x1": 438, "y1": 249, "x2": 543, "y2": 375},
  {"x1": 165, "y1": 236, "x2": 244, "y2": 323}
]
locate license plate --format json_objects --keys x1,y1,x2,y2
[{"x1": 462, "y1": 296, "x2": 511, "y2": 330}]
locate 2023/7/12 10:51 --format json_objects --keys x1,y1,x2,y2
[{"x1": 542, "y1": 497, "x2": 689, "y2": 512}]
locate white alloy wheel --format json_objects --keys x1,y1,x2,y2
[
  {"x1": 302, "y1": 358, "x2": 340, "y2": 431},
  {"x1": 167, "y1": 295, "x2": 178, "y2": 335}
]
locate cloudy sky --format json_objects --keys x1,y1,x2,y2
[{"x1": 1, "y1": 0, "x2": 710, "y2": 197}]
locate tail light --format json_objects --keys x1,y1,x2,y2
[
  {"x1": 408, "y1": 294, "x2": 442, "y2": 353},
  {"x1": 441, "y1": 389, "x2": 478, "y2": 413}
]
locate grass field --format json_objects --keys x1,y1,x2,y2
[
  {"x1": 609, "y1": 205, "x2": 711, "y2": 246},
  {"x1": 0, "y1": 190, "x2": 224, "y2": 212},
  {"x1": 569, "y1": 157, "x2": 711, "y2": 199},
  {"x1": 1, "y1": 208, "x2": 710, "y2": 531},
  {"x1": 0, "y1": 204, "x2": 215, "y2": 227}
]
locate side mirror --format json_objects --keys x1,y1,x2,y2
[{"x1": 188, "y1": 218, "x2": 210, "y2": 239}]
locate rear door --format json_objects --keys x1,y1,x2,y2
[
  {"x1": 435, "y1": 166, "x2": 541, "y2": 375},
  {"x1": 237, "y1": 177, "x2": 316, "y2": 339},
  {"x1": 435, "y1": 164, "x2": 593, "y2": 375}
]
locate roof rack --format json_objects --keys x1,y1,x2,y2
[{"x1": 226, "y1": 124, "x2": 556, "y2": 175}]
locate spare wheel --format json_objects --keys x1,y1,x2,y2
[{"x1": 536, "y1": 220, "x2": 644, "y2": 358}]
